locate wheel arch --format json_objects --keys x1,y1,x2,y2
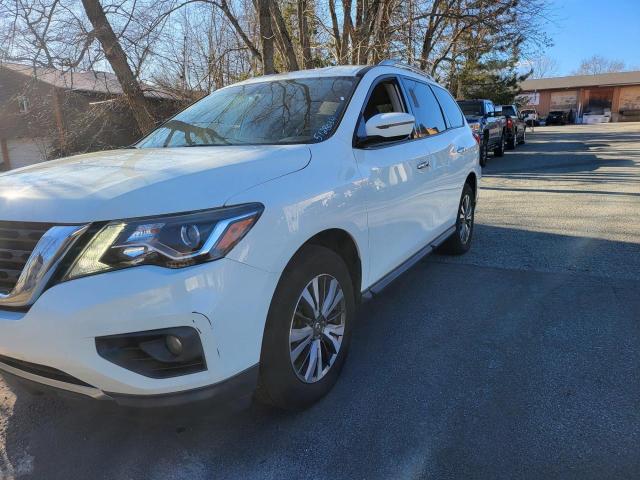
[
  {"x1": 465, "y1": 171, "x2": 477, "y2": 198},
  {"x1": 294, "y1": 228, "x2": 363, "y2": 301}
]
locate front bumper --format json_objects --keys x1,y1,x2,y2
[{"x1": 0, "y1": 258, "x2": 277, "y2": 404}]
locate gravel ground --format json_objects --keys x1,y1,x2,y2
[{"x1": 1, "y1": 123, "x2": 639, "y2": 480}]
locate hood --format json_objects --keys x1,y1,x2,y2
[{"x1": 0, "y1": 145, "x2": 311, "y2": 223}]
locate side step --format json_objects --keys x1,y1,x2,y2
[{"x1": 361, "y1": 225, "x2": 455, "y2": 301}]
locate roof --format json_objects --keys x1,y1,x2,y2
[
  {"x1": 0, "y1": 62, "x2": 176, "y2": 99},
  {"x1": 236, "y1": 66, "x2": 367, "y2": 86},
  {"x1": 234, "y1": 63, "x2": 440, "y2": 88},
  {"x1": 520, "y1": 71, "x2": 640, "y2": 91}
]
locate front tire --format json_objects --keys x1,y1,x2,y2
[
  {"x1": 439, "y1": 183, "x2": 475, "y2": 255},
  {"x1": 257, "y1": 245, "x2": 355, "y2": 410}
]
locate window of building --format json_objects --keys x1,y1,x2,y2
[{"x1": 17, "y1": 96, "x2": 30, "y2": 114}]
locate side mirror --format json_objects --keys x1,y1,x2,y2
[{"x1": 365, "y1": 112, "x2": 415, "y2": 138}]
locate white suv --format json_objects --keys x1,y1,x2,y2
[{"x1": 0, "y1": 61, "x2": 479, "y2": 410}]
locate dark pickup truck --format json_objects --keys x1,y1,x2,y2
[
  {"x1": 457, "y1": 99, "x2": 506, "y2": 167},
  {"x1": 501, "y1": 104, "x2": 527, "y2": 149}
]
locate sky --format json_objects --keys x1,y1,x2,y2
[{"x1": 543, "y1": 0, "x2": 640, "y2": 75}]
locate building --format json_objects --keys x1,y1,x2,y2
[
  {"x1": 518, "y1": 71, "x2": 640, "y2": 123},
  {"x1": 0, "y1": 62, "x2": 186, "y2": 171}
]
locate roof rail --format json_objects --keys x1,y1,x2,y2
[{"x1": 377, "y1": 59, "x2": 435, "y2": 81}]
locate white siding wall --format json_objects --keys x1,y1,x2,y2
[{"x1": 5, "y1": 137, "x2": 53, "y2": 169}]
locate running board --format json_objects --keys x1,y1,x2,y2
[{"x1": 361, "y1": 225, "x2": 456, "y2": 301}]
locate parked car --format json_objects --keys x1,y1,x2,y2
[
  {"x1": 521, "y1": 108, "x2": 539, "y2": 127},
  {"x1": 457, "y1": 99, "x2": 506, "y2": 167},
  {"x1": 501, "y1": 104, "x2": 527, "y2": 149},
  {"x1": 0, "y1": 61, "x2": 480, "y2": 410},
  {"x1": 546, "y1": 110, "x2": 569, "y2": 126}
]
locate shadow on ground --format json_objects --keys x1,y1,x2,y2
[{"x1": 2, "y1": 227, "x2": 639, "y2": 480}]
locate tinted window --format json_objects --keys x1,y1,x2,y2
[
  {"x1": 403, "y1": 79, "x2": 446, "y2": 137},
  {"x1": 485, "y1": 102, "x2": 494, "y2": 114},
  {"x1": 138, "y1": 77, "x2": 357, "y2": 147},
  {"x1": 501, "y1": 105, "x2": 517, "y2": 116},
  {"x1": 457, "y1": 101, "x2": 483, "y2": 117},
  {"x1": 432, "y1": 86, "x2": 465, "y2": 128}
]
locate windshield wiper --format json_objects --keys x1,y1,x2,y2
[{"x1": 183, "y1": 143, "x2": 229, "y2": 147}]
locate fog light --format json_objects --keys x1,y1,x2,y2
[{"x1": 165, "y1": 335, "x2": 183, "y2": 356}]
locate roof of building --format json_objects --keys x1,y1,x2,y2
[
  {"x1": 521, "y1": 71, "x2": 640, "y2": 91},
  {"x1": 0, "y1": 62, "x2": 176, "y2": 99}
]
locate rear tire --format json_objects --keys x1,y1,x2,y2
[
  {"x1": 507, "y1": 130, "x2": 517, "y2": 150},
  {"x1": 439, "y1": 183, "x2": 475, "y2": 255},
  {"x1": 256, "y1": 245, "x2": 355, "y2": 410},
  {"x1": 518, "y1": 128, "x2": 526, "y2": 145},
  {"x1": 494, "y1": 133, "x2": 505, "y2": 157},
  {"x1": 479, "y1": 139, "x2": 488, "y2": 167}
]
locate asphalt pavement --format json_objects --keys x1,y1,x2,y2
[{"x1": 1, "y1": 123, "x2": 639, "y2": 479}]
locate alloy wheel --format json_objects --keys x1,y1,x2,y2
[
  {"x1": 458, "y1": 193, "x2": 473, "y2": 244},
  {"x1": 289, "y1": 274, "x2": 346, "y2": 383}
]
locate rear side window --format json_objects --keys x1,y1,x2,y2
[
  {"x1": 432, "y1": 86, "x2": 465, "y2": 128},
  {"x1": 403, "y1": 79, "x2": 446, "y2": 137},
  {"x1": 502, "y1": 105, "x2": 517, "y2": 116}
]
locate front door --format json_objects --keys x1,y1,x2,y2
[{"x1": 352, "y1": 76, "x2": 441, "y2": 285}]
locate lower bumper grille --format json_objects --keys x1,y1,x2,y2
[{"x1": 0, "y1": 354, "x2": 94, "y2": 388}]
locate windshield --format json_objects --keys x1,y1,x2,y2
[
  {"x1": 137, "y1": 77, "x2": 358, "y2": 147},
  {"x1": 457, "y1": 101, "x2": 484, "y2": 116}
]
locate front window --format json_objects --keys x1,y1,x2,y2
[{"x1": 138, "y1": 77, "x2": 358, "y2": 147}]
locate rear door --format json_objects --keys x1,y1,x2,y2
[
  {"x1": 485, "y1": 101, "x2": 499, "y2": 143},
  {"x1": 401, "y1": 78, "x2": 452, "y2": 233},
  {"x1": 431, "y1": 85, "x2": 476, "y2": 224}
]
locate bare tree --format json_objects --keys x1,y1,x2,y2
[
  {"x1": 528, "y1": 55, "x2": 559, "y2": 79},
  {"x1": 297, "y1": 0, "x2": 312, "y2": 68},
  {"x1": 80, "y1": 0, "x2": 156, "y2": 133},
  {"x1": 255, "y1": 0, "x2": 274, "y2": 73},
  {"x1": 271, "y1": 0, "x2": 299, "y2": 71},
  {"x1": 573, "y1": 55, "x2": 626, "y2": 75}
]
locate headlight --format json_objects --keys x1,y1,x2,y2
[
  {"x1": 63, "y1": 203, "x2": 263, "y2": 281},
  {"x1": 469, "y1": 122, "x2": 481, "y2": 132}
]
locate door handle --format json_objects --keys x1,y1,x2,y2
[
  {"x1": 456, "y1": 146, "x2": 465, "y2": 154},
  {"x1": 417, "y1": 160, "x2": 430, "y2": 170}
]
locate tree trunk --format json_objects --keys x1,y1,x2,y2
[
  {"x1": 340, "y1": 0, "x2": 353, "y2": 63},
  {"x1": 257, "y1": 0, "x2": 275, "y2": 74},
  {"x1": 271, "y1": 1, "x2": 300, "y2": 71},
  {"x1": 80, "y1": 0, "x2": 156, "y2": 135},
  {"x1": 297, "y1": 0, "x2": 312, "y2": 68},
  {"x1": 328, "y1": 0, "x2": 342, "y2": 62}
]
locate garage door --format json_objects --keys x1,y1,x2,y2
[
  {"x1": 6, "y1": 137, "x2": 53, "y2": 170},
  {"x1": 550, "y1": 91, "x2": 578, "y2": 111}
]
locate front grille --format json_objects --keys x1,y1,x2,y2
[
  {"x1": 0, "y1": 354, "x2": 94, "y2": 388},
  {"x1": 0, "y1": 221, "x2": 52, "y2": 294}
]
